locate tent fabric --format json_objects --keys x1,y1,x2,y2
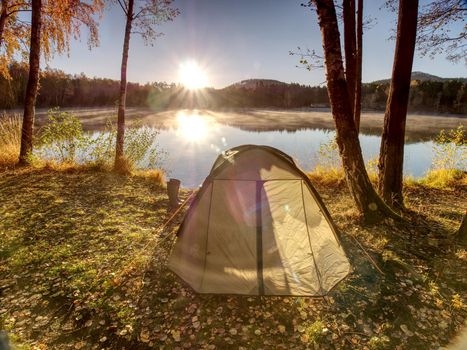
[{"x1": 168, "y1": 145, "x2": 351, "y2": 296}]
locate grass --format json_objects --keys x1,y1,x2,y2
[
  {"x1": 417, "y1": 169, "x2": 466, "y2": 189},
  {"x1": 0, "y1": 167, "x2": 466, "y2": 349},
  {"x1": 308, "y1": 166, "x2": 346, "y2": 187},
  {"x1": 0, "y1": 114, "x2": 21, "y2": 167}
]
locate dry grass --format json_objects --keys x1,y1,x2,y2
[
  {"x1": 308, "y1": 166, "x2": 346, "y2": 187},
  {"x1": 134, "y1": 168, "x2": 165, "y2": 185},
  {"x1": 0, "y1": 114, "x2": 21, "y2": 167},
  {"x1": 418, "y1": 169, "x2": 466, "y2": 189},
  {"x1": 113, "y1": 156, "x2": 134, "y2": 175}
]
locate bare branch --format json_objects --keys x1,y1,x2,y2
[{"x1": 116, "y1": 0, "x2": 128, "y2": 15}]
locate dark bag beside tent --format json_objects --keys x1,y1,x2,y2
[{"x1": 169, "y1": 145, "x2": 350, "y2": 296}]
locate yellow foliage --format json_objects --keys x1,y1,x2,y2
[{"x1": 0, "y1": 0, "x2": 104, "y2": 79}]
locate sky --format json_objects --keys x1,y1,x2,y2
[{"x1": 47, "y1": 0, "x2": 467, "y2": 88}]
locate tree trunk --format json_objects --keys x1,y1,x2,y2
[
  {"x1": 114, "y1": 0, "x2": 134, "y2": 170},
  {"x1": 378, "y1": 0, "x2": 418, "y2": 207},
  {"x1": 314, "y1": 0, "x2": 397, "y2": 222},
  {"x1": 19, "y1": 0, "x2": 42, "y2": 165},
  {"x1": 343, "y1": 0, "x2": 356, "y2": 118},
  {"x1": 0, "y1": 0, "x2": 8, "y2": 47},
  {"x1": 456, "y1": 211, "x2": 467, "y2": 245},
  {"x1": 354, "y1": 0, "x2": 363, "y2": 131}
]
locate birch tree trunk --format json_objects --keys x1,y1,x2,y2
[
  {"x1": 19, "y1": 0, "x2": 42, "y2": 165},
  {"x1": 378, "y1": 0, "x2": 419, "y2": 207},
  {"x1": 115, "y1": 0, "x2": 134, "y2": 170}
]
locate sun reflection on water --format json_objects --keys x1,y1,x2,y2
[{"x1": 176, "y1": 112, "x2": 211, "y2": 143}]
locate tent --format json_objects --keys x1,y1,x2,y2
[{"x1": 168, "y1": 145, "x2": 350, "y2": 296}]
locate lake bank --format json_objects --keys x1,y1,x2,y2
[{"x1": 1, "y1": 108, "x2": 465, "y2": 186}]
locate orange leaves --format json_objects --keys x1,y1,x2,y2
[
  {"x1": 0, "y1": 0, "x2": 104, "y2": 79},
  {"x1": 41, "y1": 0, "x2": 105, "y2": 57}
]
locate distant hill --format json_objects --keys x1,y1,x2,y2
[
  {"x1": 228, "y1": 72, "x2": 467, "y2": 90},
  {"x1": 372, "y1": 71, "x2": 467, "y2": 84},
  {"x1": 228, "y1": 79, "x2": 287, "y2": 90}
]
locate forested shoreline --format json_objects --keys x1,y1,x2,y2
[{"x1": 1, "y1": 62, "x2": 465, "y2": 114}]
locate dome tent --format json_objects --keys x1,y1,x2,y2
[{"x1": 169, "y1": 145, "x2": 350, "y2": 296}]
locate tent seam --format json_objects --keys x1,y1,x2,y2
[
  {"x1": 256, "y1": 180, "x2": 265, "y2": 295},
  {"x1": 300, "y1": 180, "x2": 324, "y2": 295},
  {"x1": 199, "y1": 181, "x2": 215, "y2": 292}
]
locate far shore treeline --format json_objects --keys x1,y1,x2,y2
[{"x1": 1, "y1": 62, "x2": 466, "y2": 114}]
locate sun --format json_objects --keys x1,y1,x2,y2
[{"x1": 178, "y1": 60, "x2": 209, "y2": 89}]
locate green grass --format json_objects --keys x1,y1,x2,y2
[{"x1": 0, "y1": 168, "x2": 466, "y2": 349}]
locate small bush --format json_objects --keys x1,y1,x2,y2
[
  {"x1": 432, "y1": 125, "x2": 466, "y2": 171},
  {"x1": 85, "y1": 121, "x2": 116, "y2": 168},
  {"x1": 309, "y1": 136, "x2": 346, "y2": 186},
  {"x1": 317, "y1": 136, "x2": 341, "y2": 170},
  {"x1": 85, "y1": 122, "x2": 164, "y2": 172},
  {"x1": 37, "y1": 109, "x2": 85, "y2": 163},
  {"x1": 32, "y1": 109, "x2": 165, "y2": 176},
  {"x1": 366, "y1": 156, "x2": 379, "y2": 183}
]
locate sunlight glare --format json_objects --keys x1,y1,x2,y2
[
  {"x1": 178, "y1": 60, "x2": 209, "y2": 89},
  {"x1": 176, "y1": 112, "x2": 209, "y2": 143}
]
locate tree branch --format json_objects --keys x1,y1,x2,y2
[
  {"x1": 133, "y1": 8, "x2": 145, "y2": 19},
  {"x1": 8, "y1": 2, "x2": 29, "y2": 10},
  {"x1": 116, "y1": 0, "x2": 128, "y2": 16},
  {"x1": 7, "y1": 9, "x2": 31, "y2": 16}
]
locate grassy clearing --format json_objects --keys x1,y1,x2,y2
[{"x1": 0, "y1": 168, "x2": 466, "y2": 350}]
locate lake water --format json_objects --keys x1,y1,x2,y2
[
  {"x1": 153, "y1": 115, "x2": 436, "y2": 188},
  {"x1": 36, "y1": 113, "x2": 450, "y2": 188}
]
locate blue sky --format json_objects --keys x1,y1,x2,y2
[{"x1": 48, "y1": 0, "x2": 466, "y2": 88}]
